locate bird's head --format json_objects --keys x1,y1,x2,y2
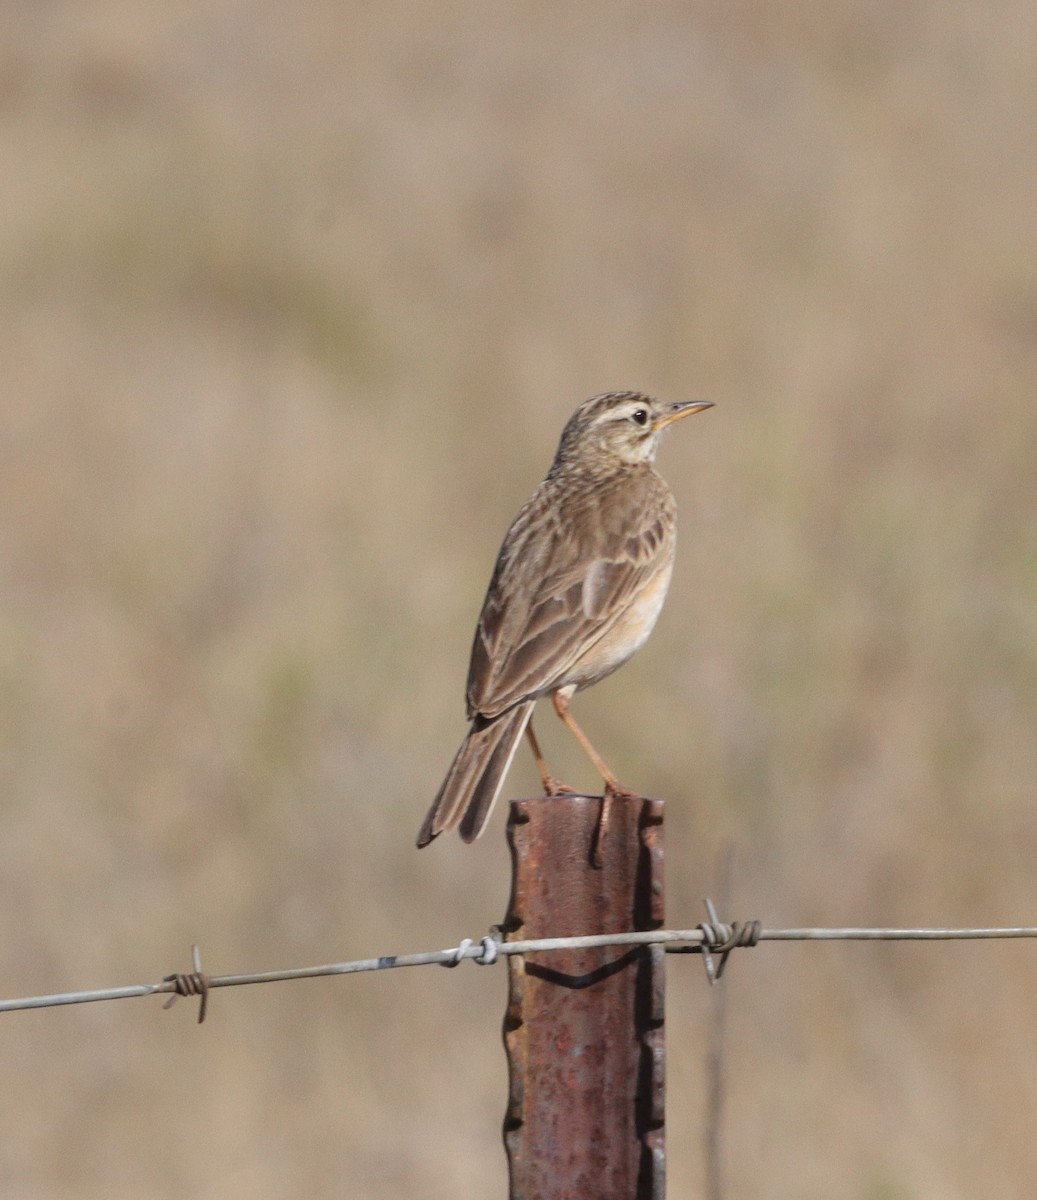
[{"x1": 552, "y1": 391, "x2": 714, "y2": 472}]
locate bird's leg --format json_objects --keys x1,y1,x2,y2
[
  {"x1": 551, "y1": 691, "x2": 632, "y2": 791},
  {"x1": 525, "y1": 716, "x2": 576, "y2": 797},
  {"x1": 551, "y1": 691, "x2": 637, "y2": 867}
]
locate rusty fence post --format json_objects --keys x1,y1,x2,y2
[{"x1": 502, "y1": 794, "x2": 665, "y2": 1200}]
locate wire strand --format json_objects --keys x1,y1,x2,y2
[{"x1": 2, "y1": 922, "x2": 1036, "y2": 1016}]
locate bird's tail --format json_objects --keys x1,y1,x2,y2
[{"x1": 416, "y1": 701, "x2": 534, "y2": 847}]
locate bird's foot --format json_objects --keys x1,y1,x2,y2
[
  {"x1": 591, "y1": 779, "x2": 637, "y2": 868},
  {"x1": 543, "y1": 778, "x2": 578, "y2": 797}
]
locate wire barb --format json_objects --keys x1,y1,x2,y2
[
  {"x1": 696, "y1": 898, "x2": 762, "y2": 984},
  {"x1": 161, "y1": 945, "x2": 211, "y2": 1024}
]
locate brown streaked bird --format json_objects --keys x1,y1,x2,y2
[{"x1": 417, "y1": 390, "x2": 713, "y2": 849}]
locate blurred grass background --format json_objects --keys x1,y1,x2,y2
[{"x1": 1, "y1": 2, "x2": 1036, "y2": 1197}]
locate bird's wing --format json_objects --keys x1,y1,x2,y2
[{"x1": 465, "y1": 476, "x2": 673, "y2": 718}]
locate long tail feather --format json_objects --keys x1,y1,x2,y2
[{"x1": 416, "y1": 702, "x2": 534, "y2": 847}]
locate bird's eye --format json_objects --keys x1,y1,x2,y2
[{"x1": 631, "y1": 409, "x2": 649, "y2": 426}]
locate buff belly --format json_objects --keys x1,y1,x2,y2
[{"x1": 563, "y1": 556, "x2": 674, "y2": 692}]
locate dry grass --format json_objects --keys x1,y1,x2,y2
[{"x1": 2, "y1": 2, "x2": 1037, "y2": 1196}]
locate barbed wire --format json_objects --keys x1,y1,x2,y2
[{"x1": 3, "y1": 917, "x2": 1035, "y2": 1023}]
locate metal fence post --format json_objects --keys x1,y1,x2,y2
[{"x1": 502, "y1": 793, "x2": 666, "y2": 1200}]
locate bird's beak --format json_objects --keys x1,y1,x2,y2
[{"x1": 653, "y1": 400, "x2": 714, "y2": 431}]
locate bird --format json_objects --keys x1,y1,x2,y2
[{"x1": 416, "y1": 390, "x2": 713, "y2": 850}]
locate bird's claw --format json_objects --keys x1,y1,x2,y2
[
  {"x1": 544, "y1": 779, "x2": 578, "y2": 797},
  {"x1": 591, "y1": 779, "x2": 637, "y2": 868}
]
